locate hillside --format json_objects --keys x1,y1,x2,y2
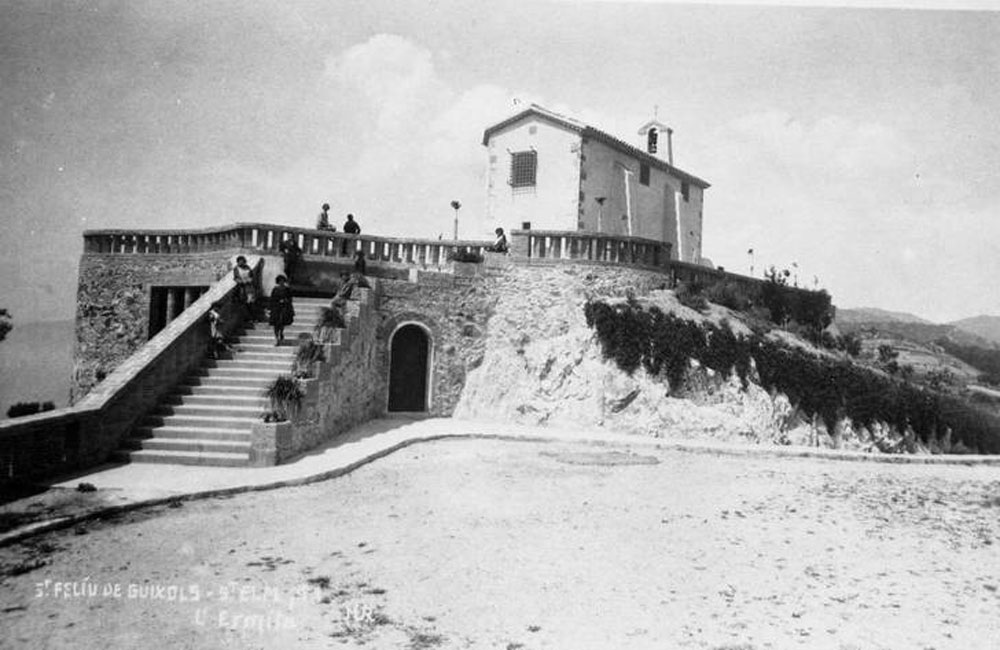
[
  {"x1": 836, "y1": 307, "x2": 931, "y2": 325},
  {"x1": 834, "y1": 308, "x2": 1000, "y2": 388},
  {"x1": 950, "y1": 315, "x2": 1000, "y2": 347},
  {"x1": 456, "y1": 269, "x2": 993, "y2": 453}
]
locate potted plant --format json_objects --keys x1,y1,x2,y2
[
  {"x1": 314, "y1": 305, "x2": 346, "y2": 343},
  {"x1": 447, "y1": 249, "x2": 484, "y2": 277},
  {"x1": 262, "y1": 375, "x2": 304, "y2": 423},
  {"x1": 294, "y1": 333, "x2": 326, "y2": 379}
]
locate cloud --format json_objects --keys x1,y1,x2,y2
[
  {"x1": 714, "y1": 110, "x2": 913, "y2": 178},
  {"x1": 320, "y1": 34, "x2": 534, "y2": 237}
]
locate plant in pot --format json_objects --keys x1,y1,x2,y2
[
  {"x1": 314, "y1": 304, "x2": 346, "y2": 343},
  {"x1": 262, "y1": 375, "x2": 304, "y2": 423},
  {"x1": 447, "y1": 249, "x2": 484, "y2": 263},
  {"x1": 294, "y1": 333, "x2": 326, "y2": 378}
]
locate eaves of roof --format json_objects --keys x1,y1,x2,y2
[
  {"x1": 582, "y1": 127, "x2": 711, "y2": 189},
  {"x1": 482, "y1": 104, "x2": 710, "y2": 189}
]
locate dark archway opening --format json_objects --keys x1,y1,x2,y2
[{"x1": 388, "y1": 324, "x2": 430, "y2": 412}]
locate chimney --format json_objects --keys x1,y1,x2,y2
[{"x1": 666, "y1": 127, "x2": 674, "y2": 166}]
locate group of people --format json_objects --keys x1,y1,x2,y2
[
  {"x1": 223, "y1": 249, "x2": 369, "y2": 351},
  {"x1": 214, "y1": 204, "x2": 507, "y2": 353},
  {"x1": 316, "y1": 203, "x2": 361, "y2": 236},
  {"x1": 225, "y1": 256, "x2": 296, "y2": 347}
]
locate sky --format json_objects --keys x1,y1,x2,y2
[{"x1": 1, "y1": 0, "x2": 998, "y2": 325}]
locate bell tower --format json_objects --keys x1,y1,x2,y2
[{"x1": 637, "y1": 109, "x2": 673, "y2": 165}]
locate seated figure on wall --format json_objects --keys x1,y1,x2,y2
[{"x1": 486, "y1": 227, "x2": 508, "y2": 253}]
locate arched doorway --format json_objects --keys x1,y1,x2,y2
[{"x1": 388, "y1": 324, "x2": 431, "y2": 412}]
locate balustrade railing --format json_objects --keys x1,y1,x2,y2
[
  {"x1": 85, "y1": 223, "x2": 691, "y2": 276},
  {"x1": 513, "y1": 229, "x2": 671, "y2": 269},
  {"x1": 84, "y1": 223, "x2": 488, "y2": 268}
]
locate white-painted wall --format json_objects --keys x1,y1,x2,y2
[
  {"x1": 484, "y1": 118, "x2": 582, "y2": 232},
  {"x1": 579, "y1": 138, "x2": 704, "y2": 263},
  {"x1": 483, "y1": 117, "x2": 706, "y2": 263}
]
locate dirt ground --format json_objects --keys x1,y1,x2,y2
[{"x1": 0, "y1": 439, "x2": 998, "y2": 650}]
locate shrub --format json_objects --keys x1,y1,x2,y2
[
  {"x1": 584, "y1": 299, "x2": 1000, "y2": 454},
  {"x1": 703, "y1": 281, "x2": 757, "y2": 312},
  {"x1": 447, "y1": 250, "x2": 484, "y2": 263},
  {"x1": 6, "y1": 401, "x2": 55, "y2": 418},
  {"x1": 674, "y1": 281, "x2": 708, "y2": 313},
  {"x1": 759, "y1": 267, "x2": 833, "y2": 330},
  {"x1": 836, "y1": 333, "x2": 862, "y2": 357}
]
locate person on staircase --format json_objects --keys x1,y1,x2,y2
[
  {"x1": 269, "y1": 274, "x2": 295, "y2": 345},
  {"x1": 233, "y1": 256, "x2": 258, "y2": 322}
]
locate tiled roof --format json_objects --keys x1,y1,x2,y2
[{"x1": 482, "y1": 104, "x2": 710, "y2": 189}]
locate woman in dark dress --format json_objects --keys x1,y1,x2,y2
[{"x1": 269, "y1": 275, "x2": 294, "y2": 345}]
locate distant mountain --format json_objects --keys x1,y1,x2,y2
[
  {"x1": 836, "y1": 306, "x2": 1000, "y2": 353},
  {"x1": 836, "y1": 307, "x2": 932, "y2": 325},
  {"x1": 949, "y1": 315, "x2": 1000, "y2": 347}
]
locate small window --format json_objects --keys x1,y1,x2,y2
[
  {"x1": 509, "y1": 150, "x2": 537, "y2": 188},
  {"x1": 647, "y1": 128, "x2": 658, "y2": 154},
  {"x1": 639, "y1": 163, "x2": 650, "y2": 186},
  {"x1": 681, "y1": 181, "x2": 690, "y2": 202}
]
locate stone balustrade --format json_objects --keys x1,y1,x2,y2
[
  {"x1": 510, "y1": 229, "x2": 672, "y2": 269},
  {"x1": 84, "y1": 223, "x2": 489, "y2": 268},
  {"x1": 82, "y1": 223, "x2": 677, "y2": 275}
]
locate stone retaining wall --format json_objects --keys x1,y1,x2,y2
[{"x1": 72, "y1": 250, "x2": 243, "y2": 402}]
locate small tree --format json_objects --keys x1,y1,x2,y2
[{"x1": 878, "y1": 344, "x2": 900, "y2": 375}]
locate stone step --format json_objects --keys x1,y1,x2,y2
[
  {"x1": 165, "y1": 394, "x2": 269, "y2": 408},
  {"x1": 207, "y1": 358, "x2": 294, "y2": 370},
  {"x1": 115, "y1": 449, "x2": 250, "y2": 467},
  {"x1": 236, "y1": 341, "x2": 304, "y2": 350},
  {"x1": 124, "y1": 436, "x2": 251, "y2": 454},
  {"x1": 240, "y1": 327, "x2": 314, "y2": 342},
  {"x1": 132, "y1": 425, "x2": 253, "y2": 441},
  {"x1": 197, "y1": 366, "x2": 290, "y2": 378},
  {"x1": 179, "y1": 389, "x2": 269, "y2": 401},
  {"x1": 230, "y1": 348, "x2": 297, "y2": 358},
  {"x1": 185, "y1": 375, "x2": 275, "y2": 389},
  {"x1": 142, "y1": 414, "x2": 259, "y2": 430},
  {"x1": 158, "y1": 403, "x2": 264, "y2": 419}
]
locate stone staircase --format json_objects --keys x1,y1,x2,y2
[{"x1": 116, "y1": 296, "x2": 333, "y2": 467}]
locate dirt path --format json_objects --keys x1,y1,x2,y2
[{"x1": 1, "y1": 439, "x2": 998, "y2": 649}]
